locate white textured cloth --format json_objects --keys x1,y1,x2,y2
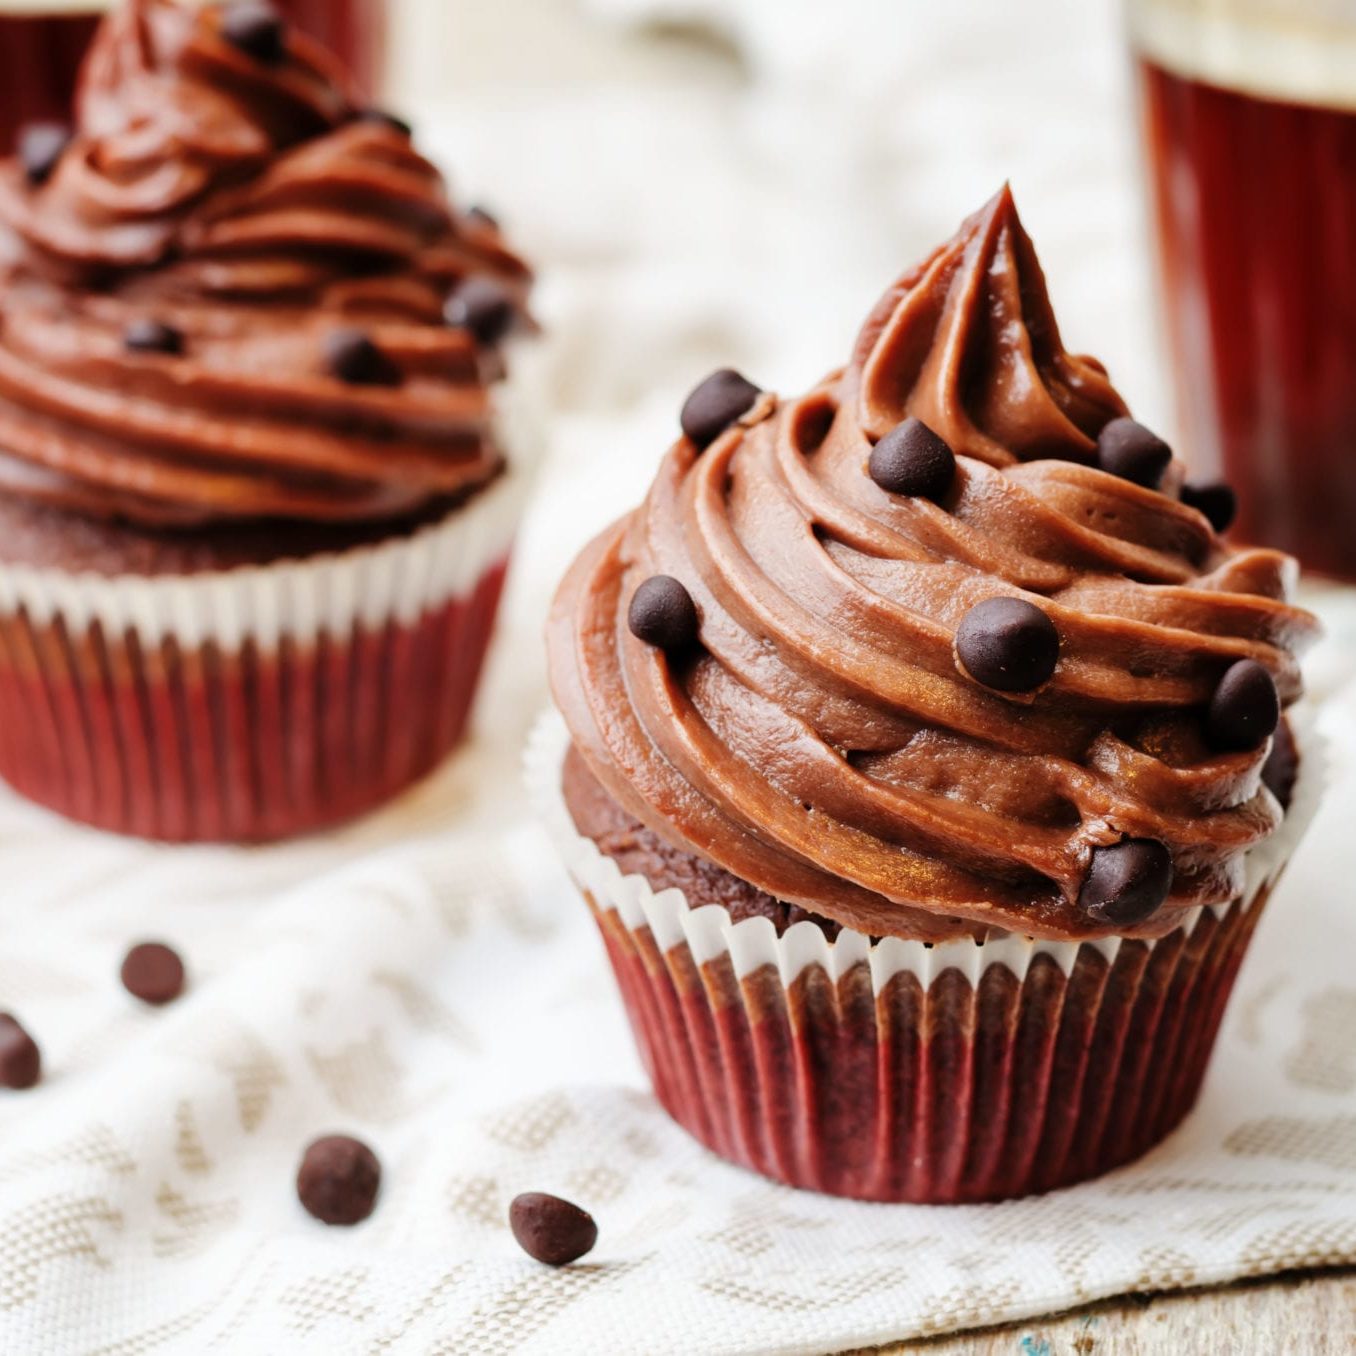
[{"x1": 0, "y1": 590, "x2": 1354, "y2": 1355}]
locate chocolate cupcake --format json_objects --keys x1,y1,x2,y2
[
  {"x1": 538, "y1": 188, "x2": 1321, "y2": 1203},
  {"x1": 0, "y1": 0, "x2": 535, "y2": 840}
]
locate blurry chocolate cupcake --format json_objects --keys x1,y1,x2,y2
[
  {"x1": 538, "y1": 188, "x2": 1321, "y2": 1202},
  {"x1": 0, "y1": 0, "x2": 535, "y2": 840}
]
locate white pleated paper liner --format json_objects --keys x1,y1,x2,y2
[{"x1": 526, "y1": 706, "x2": 1323, "y2": 991}]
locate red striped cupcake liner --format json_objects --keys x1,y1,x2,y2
[
  {"x1": 529, "y1": 711, "x2": 1319, "y2": 1203},
  {"x1": 0, "y1": 475, "x2": 523, "y2": 842}
]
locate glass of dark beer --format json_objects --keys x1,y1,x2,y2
[{"x1": 1132, "y1": 0, "x2": 1356, "y2": 578}]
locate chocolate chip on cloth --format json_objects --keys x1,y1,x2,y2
[
  {"x1": 296, "y1": 1136, "x2": 381, "y2": 1225},
  {"x1": 680, "y1": 369, "x2": 761, "y2": 450},
  {"x1": 120, "y1": 942, "x2": 186, "y2": 1006},
  {"x1": 509, "y1": 1193, "x2": 598, "y2": 1266},
  {"x1": 0, "y1": 1014, "x2": 40, "y2": 1091}
]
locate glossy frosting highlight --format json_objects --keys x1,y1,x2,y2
[
  {"x1": 549, "y1": 188, "x2": 1318, "y2": 943},
  {"x1": 0, "y1": 0, "x2": 530, "y2": 527}
]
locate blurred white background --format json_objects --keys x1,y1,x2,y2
[{"x1": 380, "y1": 0, "x2": 1174, "y2": 715}]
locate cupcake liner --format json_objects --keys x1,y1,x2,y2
[
  {"x1": 0, "y1": 463, "x2": 527, "y2": 842},
  {"x1": 527, "y1": 709, "x2": 1323, "y2": 1203}
]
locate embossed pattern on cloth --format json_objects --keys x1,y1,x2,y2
[
  {"x1": 549, "y1": 190, "x2": 1320, "y2": 944},
  {"x1": 0, "y1": 0, "x2": 532, "y2": 527},
  {"x1": 0, "y1": 696, "x2": 1351, "y2": 1353}
]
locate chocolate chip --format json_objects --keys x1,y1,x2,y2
[
  {"x1": 355, "y1": 107, "x2": 412, "y2": 137},
  {"x1": 1078, "y1": 839, "x2": 1174, "y2": 926},
  {"x1": 1181, "y1": 481, "x2": 1237, "y2": 534},
  {"x1": 1206, "y1": 659, "x2": 1280, "y2": 754},
  {"x1": 680, "y1": 369, "x2": 761, "y2": 451},
  {"x1": 18, "y1": 122, "x2": 71, "y2": 186},
  {"x1": 222, "y1": 2, "x2": 286, "y2": 63},
  {"x1": 628, "y1": 575, "x2": 699, "y2": 653},
  {"x1": 1097, "y1": 418, "x2": 1171, "y2": 489},
  {"x1": 120, "y1": 942, "x2": 186, "y2": 1006},
  {"x1": 124, "y1": 319, "x2": 184, "y2": 356},
  {"x1": 868, "y1": 418, "x2": 956, "y2": 501},
  {"x1": 0, "y1": 1014, "x2": 40, "y2": 1091},
  {"x1": 955, "y1": 597, "x2": 1059, "y2": 693},
  {"x1": 466, "y1": 204, "x2": 499, "y2": 230},
  {"x1": 325, "y1": 328, "x2": 402, "y2": 387},
  {"x1": 509, "y1": 1192, "x2": 597, "y2": 1266},
  {"x1": 296, "y1": 1135, "x2": 381, "y2": 1225},
  {"x1": 444, "y1": 277, "x2": 516, "y2": 346}
]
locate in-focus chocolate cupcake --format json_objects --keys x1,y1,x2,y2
[
  {"x1": 0, "y1": 0, "x2": 535, "y2": 840},
  {"x1": 539, "y1": 188, "x2": 1321, "y2": 1203}
]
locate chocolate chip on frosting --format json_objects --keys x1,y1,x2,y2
[
  {"x1": 680, "y1": 369, "x2": 761, "y2": 451},
  {"x1": 1206, "y1": 659, "x2": 1280, "y2": 753},
  {"x1": 222, "y1": 2, "x2": 287, "y2": 64},
  {"x1": 18, "y1": 122, "x2": 71, "y2": 186},
  {"x1": 868, "y1": 418, "x2": 956, "y2": 501},
  {"x1": 509, "y1": 1192, "x2": 598, "y2": 1266},
  {"x1": 355, "y1": 107, "x2": 412, "y2": 138},
  {"x1": 325, "y1": 329, "x2": 402, "y2": 387},
  {"x1": 466, "y1": 204, "x2": 499, "y2": 231},
  {"x1": 0, "y1": 1014, "x2": 40, "y2": 1090},
  {"x1": 297, "y1": 1135, "x2": 381, "y2": 1225},
  {"x1": 1097, "y1": 418, "x2": 1171, "y2": 489},
  {"x1": 1078, "y1": 839, "x2": 1174, "y2": 926},
  {"x1": 956, "y1": 597, "x2": 1059, "y2": 692},
  {"x1": 1181, "y1": 481, "x2": 1237, "y2": 534},
  {"x1": 120, "y1": 942, "x2": 186, "y2": 1006},
  {"x1": 124, "y1": 319, "x2": 184, "y2": 356},
  {"x1": 444, "y1": 277, "x2": 516, "y2": 346},
  {"x1": 629, "y1": 576, "x2": 699, "y2": 653}
]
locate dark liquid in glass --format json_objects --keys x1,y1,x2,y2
[
  {"x1": 1139, "y1": 56, "x2": 1356, "y2": 579},
  {"x1": 0, "y1": 1, "x2": 385, "y2": 157}
]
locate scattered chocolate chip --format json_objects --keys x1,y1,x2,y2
[
  {"x1": 955, "y1": 597, "x2": 1059, "y2": 693},
  {"x1": 222, "y1": 1, "x2": 287, "y2": 63},
  {"x1": 124, "y1": 319, "x2": 184, "y2": 356},
  {"x1": 1206, "y1": 659, "x2": 1280, "y2": 754},
  {"x1": 868, "y1": 417, "x2": 956, "y2": 501},
  {"x1": 0, "y1": 1014, "x2": 40, "y2": 1090},
  {"x1": 444, "y1": 277, "x2": 516, "y2": 346},
  {"x1": 297, "y1": 1135, "x2": 381, "y2": 1225},
  {"x1": 1262, "y1": 718, "x2": 1298, "y2": 809},
  {"x1": 466, "y1": 204, "x2": 499, "y2": 230},
  {"x1": 120, "y1": 942, "x2": 186, "y2": 1006},
  {"x1": 1181, "y1": 481, "x2": 1237, "y2": 534},
  {"x1": 509, "y1": 1192, "x2": 598, "y2": 1266},
  {"x1": 1097, "y1": 417, "x2": 1172, "y2": 489},
  {"x1": 355, "y1": 107, "x2": 412, "y2": 137},
  {"x1": 628, "y1": 575, "x2": 699, "y2": 653},
  {"x1": 325, "y1": 328, "x2": 402, "y2": 387},
  {"x1": 1078, "y1": 839, "x2": 1174, "y2": 926},
  {"x1": 680, "y1": 368, "x2": 761, "y2": 451},
  {"x1": 18, "y1": 122, "x2": 71, "y2": 186}
]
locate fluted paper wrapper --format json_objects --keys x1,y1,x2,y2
[
  {"x1": 0, "y1": 462, "x2": 532, "y2": 843},
  {"x1": 528, "y1": 709, "x2": 1322, "y2": 1203}
]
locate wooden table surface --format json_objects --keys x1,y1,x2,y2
[{"x1": 842, "y1": 1269, "x2": 1355, "y2": 1355}]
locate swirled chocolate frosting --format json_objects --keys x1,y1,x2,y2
[
  {"x1": 0, "y1": 0, "x2": 530, "y2": 527},
  {"x1": 549, "y1": 188, "x2": 1318, "y2": 943}
]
